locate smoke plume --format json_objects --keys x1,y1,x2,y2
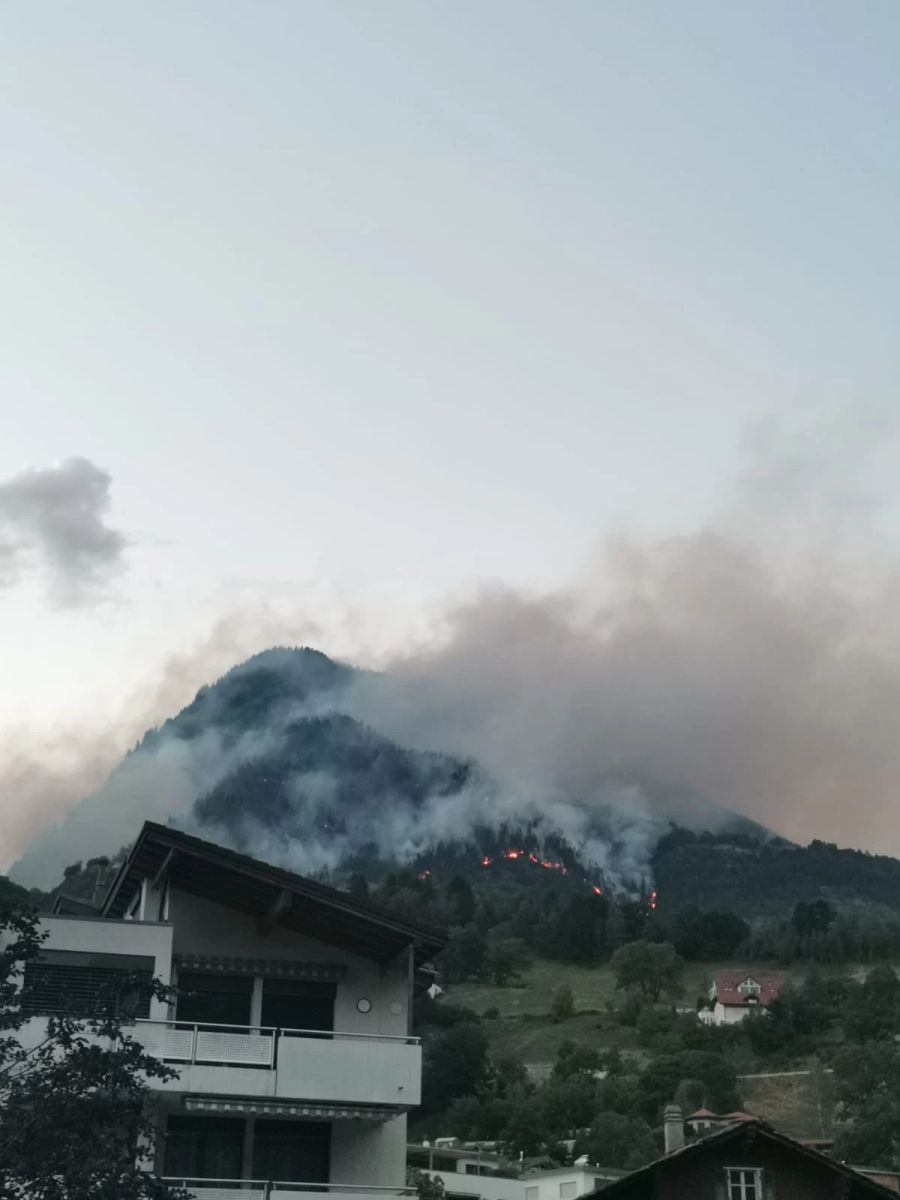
[
  {"x1": 0, "y1": 457, "x2": 127, "y2": 603},
  {"x1": 10, "y1": 413, "x2": 900, "y2": 887},
  {"x1": 344, "y1": 415, "x2": 900, "y2": 858}
]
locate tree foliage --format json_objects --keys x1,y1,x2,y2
[
  {"x1": 611, "y1": 941, "x2": 685, "y2": 1002},
  {"x1": 0, "y1": 906, "x2": 187, "y2": 1200}
]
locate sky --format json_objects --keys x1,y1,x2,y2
[{"x1": 2, "y1": 1, "x2": 900, "y2": 866}]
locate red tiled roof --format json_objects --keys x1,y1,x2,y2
[{"x1": 713, "y1": 971, "x2": 783, "y2": 1008}]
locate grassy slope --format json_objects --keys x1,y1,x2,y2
[
  {"x1": 445, "y1": 957, "x2": 852, "y2": 1133},
  {"x1": 445, "y1": 958, "x2": 811, "y2": 1084}
]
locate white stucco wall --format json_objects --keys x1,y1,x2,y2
[
  {"x1": 13, "y1": 915, "x2": 174, "y2": 1031},
  {"x1": 142, "y1": 1036, "x2": 421, "y2": 1106},
  {"x1": 428, "y1": 1170, "x2": 523, "y2": 1200},
  {"x1": 423, "y1": 1167, "x2": 620, "y2": 1200},
  {"x1": 712, "y1": 1001, "x2": 749, "y2": 1025},
  {"x1": 332, "y1": 1114, "x2": 408, "y2": 1187}
]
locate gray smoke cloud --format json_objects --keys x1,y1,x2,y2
[
  {"x1": 342, "y1": 414, "x2": 900, "y2": 859},
  {"x1": 0, "y1": 457, "x2": 127, "y2": 603}
]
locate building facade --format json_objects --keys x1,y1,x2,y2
[
  {"x1": 406, "y1": 1142, "x2": 625, "y2": 1200},
  {"x1": 591, "y1": 1114, "x2": 895, "y2": 1199},
  {"x1": 14, "y1": 822, "x2": 445, "y2": 1200},
  {"x1": 699, "y1": 973, "x2": 784, "y2": 1027}
]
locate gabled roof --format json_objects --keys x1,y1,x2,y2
[
  {"x1": 51, "y1": 894, "x2": 102, "y2": 916},
  {"x1": 713, "y1": 971, "x2": 783, "y2": 1008},
  {"x1": 102, "y1": 821, "x2": 447, "y2": 967},
  {"x1": 587, "y1": 1119, "x2": 897, "y2": 1198}
]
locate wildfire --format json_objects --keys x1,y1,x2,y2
[
  {"x1": 479, "y1": 847, "x2": 601, "y2": 895},
  {"x1": 421, "y1": 847, "x2": 660, "y2": 908}
]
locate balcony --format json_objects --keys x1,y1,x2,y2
[
  {"x1": 162, "y1": 1181, "x2": 413, "y2": 1200},
  {"x1": 131, "y1": 1021, "x2": 422, "y2": 1108}
]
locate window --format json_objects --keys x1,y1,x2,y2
[
  {"x1": 176, "y1": 972, "x2": 252, "y2": 1030},
  {"x1": 525, "y1": 1187, "x2": 539, "y2": 1200},
  {"x1": 164, "y1": 1115, "x2": 244, "y2": 1181},
  {"x1": 738, "y1": 979, "x2": 761, "y2": 995},
  {"x1": 21, "y1": 950, "x2": 154, "y2": 1018},
  {"x1": 252, "y1": 1119, "x2": 330, "y2": 1183},
  {"x1": 560, "y1": 1182, "x2": 577, "y2": 1198},
  {"x1": 726, "y1": 1168, "x2": 763, "y2": 1200},
  {"x1": 465, "y1": 1165, "x2": 479, "y2": 1175},
  {"x1": 261, "y1": 978, "x2": 336, "y2": 1036}
]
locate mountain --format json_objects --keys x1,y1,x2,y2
[
  {"x1": 652, "y1": 827, "x2": 900, "y2": 916},
  {"x1": 11, "y1": 647, "x2": 478, "y2": 888},
  {"x1": 11, "y1": 646, "x2": 900, "y2": 918}
]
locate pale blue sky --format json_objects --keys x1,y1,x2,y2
[{"x1": 2, "y1": 1, "x2": 899, "y2": 734}]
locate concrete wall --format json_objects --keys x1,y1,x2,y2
[
  {"x1": 428, "y1": 1170, "x2": 522, "y2": 1200},
  {"x1": 142, "y1": 1035, "x2": 421, "y2": 1106},
  {"x1": 424, "y1": 1168, "x2": 621, "y2": 1200},
  {"x1": 12, "y1": 915, "x2": 174, "y2": 1041},
  {"x1": 332, "y1": 1115, "x2": 408, "y2": 1187},
  {"x1": 712, "y1": 1002, "x2": 748, "y2": 1026}
]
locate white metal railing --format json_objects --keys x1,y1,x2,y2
[
  {"x1": 132, "y1": 1020, "x2": 419, "y2": 1068},
  {"x1": 162, "y1": 1179, "x2": 414, "y2": 1200},
  {"x1": 279, "y1": 1029, "x2": 419, "y2": 1045},
  {"x1": 133, "y1": 1021, "x2": 276, "y2": 1067}
]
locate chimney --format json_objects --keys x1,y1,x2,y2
[{"x1": 664, "y1": 1104, "x2": 684, "y2": 1154}]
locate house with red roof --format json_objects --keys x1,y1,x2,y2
[{"x1": 700, "y1": 971, "x2": 784, "y2": 1026}]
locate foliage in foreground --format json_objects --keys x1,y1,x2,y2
[{"x1": 0, "y1": 905, "x2": 187, "y2": 1200}]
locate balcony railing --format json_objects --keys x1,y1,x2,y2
[
  {"x1": 133, "y1": 1021, "x2": 276, "y2": 1067},
  {"x1": 161, "y1": 1179, "x2": 415, "y2": 1200},
  {"x1": 131, "y1": 1020, "x2": 419, "y2": 1069}
]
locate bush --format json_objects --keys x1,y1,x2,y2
[{"x1": 550, "y1": 985, "x2": 576, "y2": 1023}]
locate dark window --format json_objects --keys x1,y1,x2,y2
[
  {"x1": 176, "y1": 972, "x2": 252, "y2": 1031},
  {"x1": 21, "y1": 950, "x2": 154, "y2": 1018},
  {"x1": 252, "y1": 1119, "x2": 330, "y2": 1183},
  {"x1": 164, "y1": 1115, "x2": 244, "y2": 1181},
  {"x1": 261, "y1": 979, "x2": 335, "y2": 1036}
]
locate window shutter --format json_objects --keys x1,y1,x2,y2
[
  {"x1": 763, "y1": 1170, "x2": 776, "y2": 1200},
  {"x1": 714, "y1": 1168, "x2": 728, "y2": 1200}
]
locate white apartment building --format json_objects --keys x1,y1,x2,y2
[
  {"x1": 15, "y1": 821, "x2": 445, "y2": 1200},
  {"x1": 407, "y1": 1145, "x2": 626, "y2": 1200}
]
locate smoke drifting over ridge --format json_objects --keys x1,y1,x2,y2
[
  {"x1": 10, "y1": 415, "x2": 900, "y2": 885},
  {"x1": 347, "y1": 416, "x2": 900, "y2": 858}
]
